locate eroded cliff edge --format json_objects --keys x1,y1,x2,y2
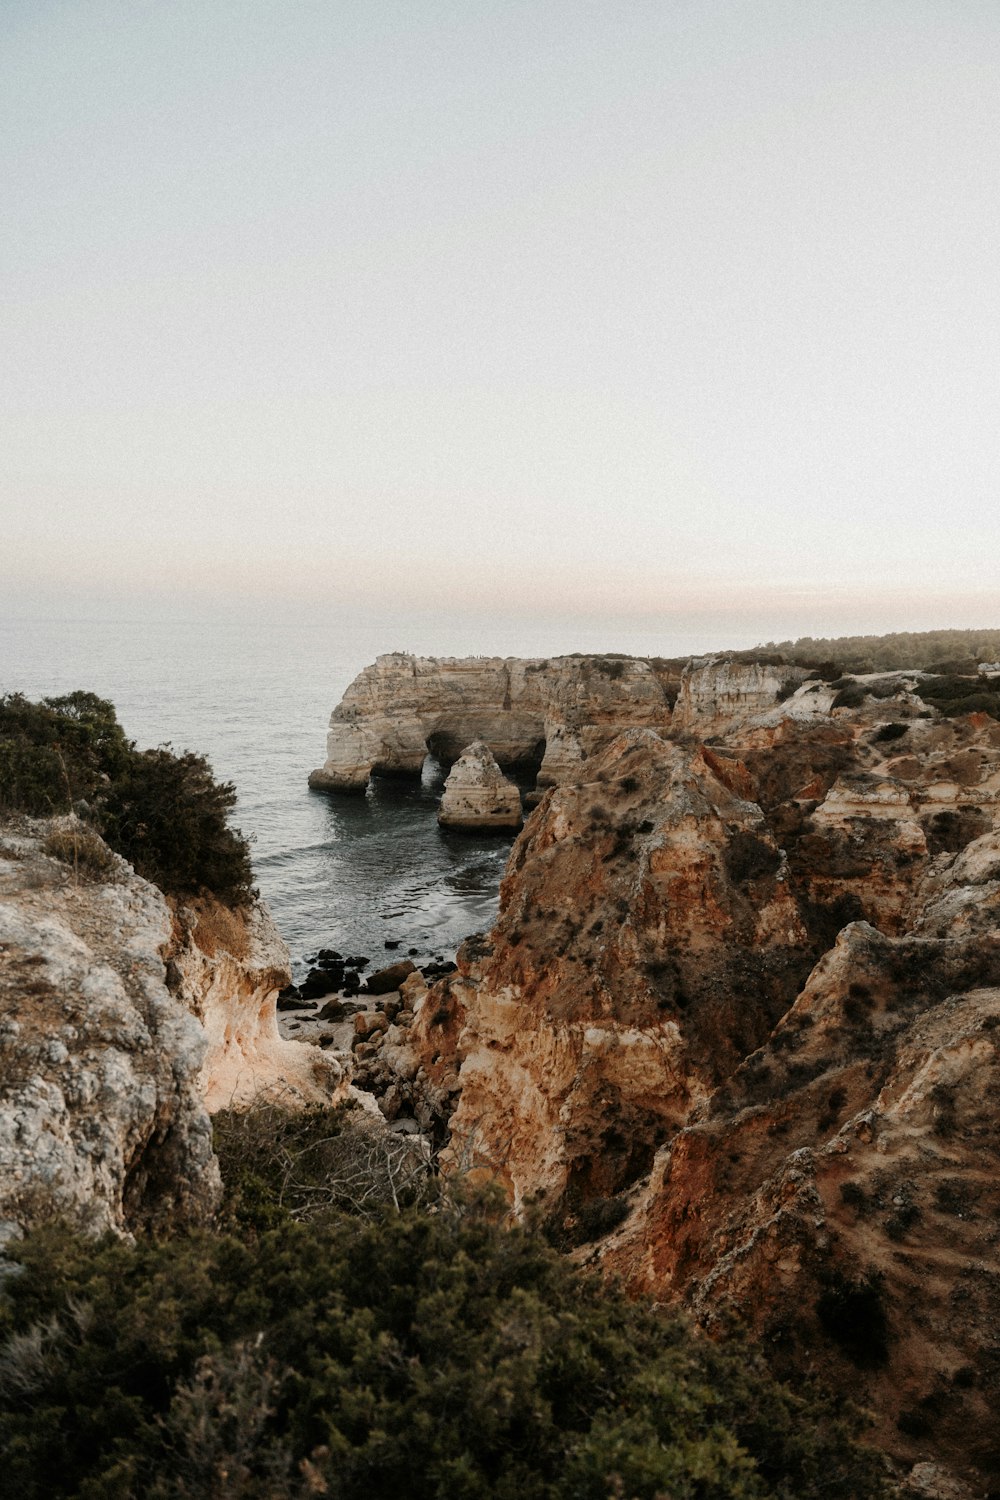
[
  {"x1": 308, "y1": 651, "x2": 680, "y2": 792},
  {"x1": 349, "y1": 661, "x2": 1000, "y2": 1490},
  {"x1": 0, "y1": 820, "x2": 345, "y2": 1242}
]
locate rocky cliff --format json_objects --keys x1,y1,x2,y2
[
  {"x1": 410, "y1": 729, "x2": 814, "y2": 1211},
  {"x1": 307, "y1": 651, "x2": 880, "y2": 798},
  {"x1": 0, "y1": 819, "x2": 344, "y2": 1242},
  {"x1": 308, "y1": 652, "x2": 677, "y2": 792},
  {"x1": 599, "y1": 915, "x2": 1000, "y2": 1482},
  {"x1": 358, "y1": 681, "x2": 1000, "y2": 1490}
]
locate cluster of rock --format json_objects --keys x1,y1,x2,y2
[
  {"x1": 342, "y1": 662, "x2": 1000, "y2": 1492},
  {"x1": 280, "y1": 948, "x2": 373, "y2": 1006},
  {"x1": 0, "y1": 818, "x2": 345, "y2": 1243}
]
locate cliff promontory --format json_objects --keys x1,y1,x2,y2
[
  {"x1": 308, "y1": 652, "x2": 677, "y2": 792},
  {"x1": 0, "y1": 819, "x2": 344, "y2": 1242}
]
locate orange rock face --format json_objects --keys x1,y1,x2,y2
[
  {"x1": 416, "y1": 729, "x2": 815, "y2": 1211},
  {"x1": 398, "y1": 700, "x2": 1000, "y2": 1488},
  {"x1": 600, "y1": 920, "x2": 1000, "y2": 1482}
]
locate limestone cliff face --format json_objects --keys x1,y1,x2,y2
[
  {"x1": 0, "y1": 820, "x2": 344, "y2": 1241},
  {"x1": 672, "y1": 657, "x2": 809, "y2": 735},
  {"x1": 599, "y1": 916, "x2": 1000, "y2": 1482},
  {"x1": 307, "y1": 652, "x2": 869, "y2": 797},
  {"x1": 169, "y1": 894, "x2": 346, "y2": 1113},
  {"x1": 388, "y1": 699, "x2": 1000, "y2": 1486},
  {"x1": 411, "y1": 729, "x2": 813, "y2": 1211},
  {"x1": 308, "y1": 652, "x2": 674, "y2": 793},
  {"x1": 437, "y1": 741, "x2": 523, "y2": 831}
]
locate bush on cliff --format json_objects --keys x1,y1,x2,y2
[
  {"x1": 0, "y1": 691, "x2": 131, "y2": 813},
  {"x1": 0, "y1": 692, "x2": 253, "y2": 905},
  {"x1": 763, "y1": 628, "x2": 1000, "y2": 673},
  {"x1": 0, "y1": 1208, "x2": 885, "y2": 1500},
  {"x1": 914, "y1": 674, "x2": 1000, "y2": 720},
  {"x1": 99, "y1": 746, "x2": 253, "y2": 905},
  {"x1": 0, "y1": 1103, "x2": 884, "y2": 1500}
]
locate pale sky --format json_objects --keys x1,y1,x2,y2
[{"x1": 3, "y1": 1, "x2": 1000, "y2": 641}]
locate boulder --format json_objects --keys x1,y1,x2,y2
[
  {"x1": 354, "y1": 1011, "x2": 389, "y2": 1041},
  {"x1": 364, "y1": 959, "x2": 416, "y2": 995}
]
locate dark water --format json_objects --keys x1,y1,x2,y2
[
  {"x1": 0, "y1": 610, "x2": 730, "y2": 976},
  {"x1": 265, "y1": 762, "x2": 515, "y2": 975}
]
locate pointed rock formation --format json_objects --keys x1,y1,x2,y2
[
  {"x1": 414, "y1": 729, "x2": 814, "y2": 1211},
  {"x1": 437, "y1": 742, "x2": 523, "y2": 831}
]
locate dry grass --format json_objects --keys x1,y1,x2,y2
[
  {"x1": 42, "y1": 825, "x2": 118, "y2": 882},
  {"x1": 179, "y1": 894, "x2": 252, "y2": 960}
]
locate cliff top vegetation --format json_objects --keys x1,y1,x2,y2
[
  {"x1": 760, "y1": 627, "x2": 1000, "y2": 673},
  {"x1": 0, "y1": 690, "x2": 254, "y2": 906}
]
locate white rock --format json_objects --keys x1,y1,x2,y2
[
  {"x1": 437, "y1": 742, "x2": 523, "y2": 831},
  {"x1": 0, "y1": 819, "x2": 346, "y2": 1239}
]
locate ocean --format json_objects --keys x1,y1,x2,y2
[{"x1": 0, "y1": 609, "x2": 737, "y2": 978}]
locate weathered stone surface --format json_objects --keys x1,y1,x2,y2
[
  {"x1": 354, "y1": 1010, "x2": 389, "y2": 1041},
  {"x1": 0, "y1": 819, "x2": 345, "y2": 1240},
  {"x1": 170, "y1": 893, "x2": 345, "y2": 1113},
  {"x1": 600, "y1": 920, "x2": 1000, "y2": 1483},
  {"x1": 372, "y1": 697, "x2": 1000, "y2": 1487},
  {"x1": 672, "y1": 656, "x2": 808, "y2": 735},
  {"x1": 412, "y1": 729, "x2": 814, "y2": 1211},
  {"x1": 0, "y1": 824, "x2": 218, "y2": 1239},
  {"x1": 308, "y1": 652, "x2": 676, "y2": 792},
  {"x1": 437, "y1": 741, "x2": 523, "y2": 830}
]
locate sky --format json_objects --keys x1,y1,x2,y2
[{"x1": 3, "y1": 0, "x2": 1000, "y2": 644}]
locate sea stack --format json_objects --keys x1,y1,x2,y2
[{"x1": 438, "y1": 741, "x2": 523, "y2": 831}]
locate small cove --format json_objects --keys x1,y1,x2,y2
[{"x1": 0, "y1": 610, "x2": 731, "y2": 974}]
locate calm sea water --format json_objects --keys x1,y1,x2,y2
[{"x1": 0, "y1": 609, "x2": 734, "y2": 977}]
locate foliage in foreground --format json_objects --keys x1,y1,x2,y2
[
  {"x1": 0, "y1": 690, "x2": 253, "y2": 904},
  {"x1": 0, "y1": 1109, "x2": 884, "y2": 1500}
]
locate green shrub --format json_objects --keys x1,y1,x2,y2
[
  {"x1": 831, "y1": 685, "x2": 866, "y2": 710},
  {"x1": 762, "y1": 629, "x2": 1000, "y2": 674},
  {"x1": 100, "y1": 747, "x2": 253, "y2": 906},
  {"x1": 0, "y1": 693, "x2": 253, "y2": 905},
  {"x1": 0, "y1": 1207, "x2": 885, "y2": 1500},
  {"x1": 0, "y1": 691, "x2": 131, "y2": 815},
  {"x1": 911, "y1": 674, "x2": 1000, "y2": 719}
]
